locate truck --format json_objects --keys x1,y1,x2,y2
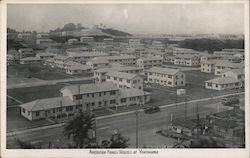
[{"x1": 221, "y1": 96, "x2": 240, "y2": 106}]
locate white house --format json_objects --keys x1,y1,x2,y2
[
  {"x1": 96, "y1": 55, "x2": 137, "y2": 66},
  {"x1": 146, "y1": 67, "x2": 185, "y2": 87},
  {"x1": 68, "y1": 52, "x2": 109, "y2": 64},
  {"x1": 19, "y1": 96, "x2": 77, "y2": 121},
  {"x1": 174, "y1": 55, "x2": 200, "y2": 66},
  {"x1": 63, "y1": 61, "x2": 92, "y2": 75},
  {"x1": 86, "y1": 58, "x2": 109, "y2": 69},
  {"x1": 214, "y1": 61, "x2": 244, "y2": 75},
  {"x1": 54, "y1": 55, "x2": 73, "y2": 69},
  {"x1": 205, "y1": 68, "x2": 244, "y2": 90},
  {"x1": 201, "y1": 60, "x2": 219, "y2": 73},
  {"x1": 106, "y1": 71, "x2": 144, "y2": 90},
  {"x1": 20, "y1": 57, "x2": 42, "y2": 64},
  {"x1": 137, "y1": 56, "x2": 163, "y2": 69}
]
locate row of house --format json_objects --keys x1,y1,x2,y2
[{"x1": 20, "y1": 82, "x2": 150, "y2": 121}]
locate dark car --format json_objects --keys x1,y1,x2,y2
[
  {"x1": 221, "y1": 96, "x2": 240, "y2": 106},
  {"x1": 144, "y1": 105, "x2": 160, "y2": 114}
]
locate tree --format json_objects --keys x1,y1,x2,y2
[
  {"x1": 109, "y1": 130, "x2": 129, "y2": 148},
  {"x1": 62, "y1": 23, "x2": 76, "y2": 31},
  {"x1": 64, "y1": 112, "x2": 95, "y2": 148},
  {"x1": 16, "y1": 138, "x2": 39, "y2": 149}
]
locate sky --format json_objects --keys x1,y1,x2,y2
[{"x1": 7, "y1": 3, "x2": 244, "y2": 34}]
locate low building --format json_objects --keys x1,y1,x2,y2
[
  {"x1": 36, "y1": 52, "x2": 56, "y2": 60},
  {"x1": 94, "y1": 65, "x2": 143, "y2": 83},
  {"x1": 174, "y1": 55, "x2": 200, "y2": 66},
  {"x1": 86, "y1": 58, "x2": 109, "y2": 69},
  {"x1": 148, "y1": 40, "x2": 165, "y2": 51},
  {"x1": 200, "y1": 54, "x2": 223, "y2": 62},
  {"x1": 205, "y1": 68, "x2": 244, "y2": 90},
  {"x1": 214, "y1": 61, "x2": 244, "y2": 75},
  {"x1": 68, "y1": 52, "x2": 109, "y2": 64},
  {"x1": 68, "y1": 38, "x2": 78, "y2": 44},
  {"x1": 54, "y1": 55, "x2": 73, "y2": 69},
  {"x1": 36, "y1": 38, "x2": 54, "y2": 45},
  {"x1": 19, "y1": 96, "x2": 77, "y2": 121},
  {"x1": 173, "y1": 47, "x2": 201, "y2": 56},
  {"x1": 146, "y1": 67, "x2": 185, "y2": 87},
  {"x1": 106, "y1": 71, "x2": 143, "y2": 90},
  {"x1": 96, "y1": 55, "x2": 137, "y2": 66},
  {"x1": 20, "y1": 57, "x2": 42, "y2": 64},
  {"x1": 137, "y1": 56, "x2": 163, "y2": 69},
  {"x1": 65, "y1": 63, "x2": 92, "y2": 75},
  {"x1": 80, "y1": 36, "x2": 95, "y2": 46},
  {"x1": 44, "y1": 58, "x2": 55, "y2": 67},
  {"x1": 118, "y1": 88, "x2": 150, "y2": 106}
]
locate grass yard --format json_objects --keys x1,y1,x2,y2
[
  {"x1": 184, "y1": 70, "x2": 216, "y2": 85},
  {"x1": 7, "y1": 84, "x2": 65, "y2": 104},
  {"x1": 7, "y1": 107, "x2": 53, "y2": 132}
]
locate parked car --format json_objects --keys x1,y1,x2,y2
[
  {"x1": 221, "y1": 96, "x2": 239, "y2": 106},
  {"x1": 144, "y1": 105, "x2": 160, "y2": 114}
]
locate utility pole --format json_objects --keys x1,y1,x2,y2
[
  {"x1": 184, "y1": 95, "x2": 187, "y2": 120},
  {"x1": 196, "y1": 102, "x2": 199, "y2": 125},
  {"x1": 135, "y1": 110, "x2": 139, "y2": 148}
]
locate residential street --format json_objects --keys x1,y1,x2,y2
[{"x1": 7, "y1": 96, "x2": 240, "y2": 148}]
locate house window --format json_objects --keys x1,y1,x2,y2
[
  {"x1": 99, "y1": 92, "x2": 102, "y2": 97},
  {"x1": 53, "y1": 109, "x2": 55, "y2": 113},
  {"x1": 66, "y1": 106, "x2": 73, "y2": 111},
  {"x1": 36, "y1": 111, "x2": 39, "y2": 116},
  {"x1": 75, "y1": 95, "x2": 82, "y2": 100},
  {"x1": 121, "y1": 98, "x2": 126, "y2": 103},
  {"x1": 207, "y1": 83, "x2": 212, "y2": 86},
  {"x1": 110, "y1": 99, "x2": 116, "y2": 104},
  {"x1": 168, "y1": 75, "x2": 172, "y2": 79},
  {"x1": 107, "y1": 76, "x2": 110, "y2": 79},
  {"x1": 92, "y1": 93, "x2": 94, "y2": 97},
  {"x1": 215, "y1": 84, "x2": 218, "y2": 88},
  {"x1": 114, "y1": 77, "x2": 117, "y2": 80},
  {"x1": 168, "y1": 81, "x2": 172, "y2": 85},
  {"x1": 22, "y1": 108, "x2": 26, "y2": 113},
  {"x1": 99, "y1": 101, "x2": 102, "y2": 106},
  {"x1": 110, "y1": 91, "x2": 116, "y2": 95},
  {"x1": 92, "y1": 102, "x2": 95, "y2": 106},
  {"x1": 87, "y1": 94, "x2": 89, "y2": 97},
  {"x1": 28, "y1": 111, "x2": 30, "y2": 115},
  {"x1": 133, "y1": 80, "x2": 137, "y2": 83},
  {"x1": 127, "y1": 80, "x2": 130, "y2": 83},
  {"x1": 104, "y1": 92, "x2": 106, "y2": 95},
  {"x1": 181, "y1": 81, "x2": 183, "y2": 84},
  {"x1": 119, "y1": 78, "x2": 122, "y2": 82}
]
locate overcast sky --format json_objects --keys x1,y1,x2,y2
[{"x1": 7, "y1": 3, "x2": 244, "y2": 34}]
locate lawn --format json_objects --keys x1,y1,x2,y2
[
  {"x1": 7, "y1": 107, "x2": 53, "y2": 132},
  {"x1": 184, "y1": 70, "x2": 216, "y2": 85},
  {"x1": 7, "y1": 84, "x2": 65, "y2": 104},
  {"x1": 7, "y1": 64, "x2": 88, "y2": 81}
]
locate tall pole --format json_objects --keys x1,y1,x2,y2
[
  {"x1": 184, "y1": 96, "x2": 187, "y2": 120},
  {"x1": 196, "y1": 102, "x2": 199, "y2": 125},
  {"x1": 135, "y1": 110, "x2": 139, "y2": 148}
]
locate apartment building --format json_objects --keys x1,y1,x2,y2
[
  {"x1": 214, "y1": 61, "x2": 244, "y2": 75},
  {"x1": 200, "y1": 54, "x2": 223, "y2": 62},
  {"x1": 96, "y1": 55, "x2": 137, "y2": 66},
  {"x1": 94, "y1": 65, "x2": 143, "y2": 83},
  {"x1": 201, "y1": 60, "x2": 219, "y2": 73},
  {"x1": 68, "y1": 52, "x2": 109, "y2": 64},
  {"x1": 137, "y1": 56, "x2": 163, "y2": 69},
  {"x1": 18, "y1": 48, "x2": 35, "y2": 59},
  {"x1": 63, "y1": 61, "x2": 92, "y2": 75},
  {"x1": 20, "y1": 83, "x2": 150, "y2": 121},
  {"x1": 174, "y1": 55, "x2": 200, "y2": 66},
  {"x1": 214, "y1": 48, "x2": 244, "y2": 57},
  {"x1": 106, "y1": 71, "x2": 143, "y2": 90},
  {"x1": 146, "y1": 67, "x2": 185, "y2": 87},
  {"x1": 54, "y1": 55, "x2": 73, "y2": 69},
  {"x1": 20, "y1": 57, "x2": 42, "y2": 64},
  {"x1": 36, "y1": 52, "x2": 56, "y2": 60},
  {"x1": 173, "y1": 47, "x2": 201, "y2": 56},
  {"x1": 86, "y1": 58, "x2": 109, "y2": 69},
  {"x1": 205, "y1": 68, "x2": 244, "y2": 90}
]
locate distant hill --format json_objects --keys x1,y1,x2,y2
[{"x1": 100, "y1": 28, "x2": 132, "y2": 37}]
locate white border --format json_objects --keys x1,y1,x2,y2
[{"x1": 1, "y1": 0, "x2": 249, "y2": 158}]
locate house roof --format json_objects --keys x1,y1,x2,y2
[
  {"x1": 147, "y1": 67, "x2": 181, "y2": 75},
  {"x1": 60, "y1": 82, "x2": 118, "y2": 95},
  {"x1": 95, "y1": 67, "x2": 115, "y2": 73},
  {"x1": 19, "y1": 96, "x2": 76, "y2": 112},
  {"x1": 20, "y1": 57, "x2": 41, "y2": 61},
  {"x1": 67, "y1": 64, "x2": 91, "y2": 70},
  {"x1": 37, "y1": 52, "x2": 56, "y2": 57},
  {"x1": 119, "y1": 88, "x2": 150, "y2": 98},
  {"x1": 19, "y1": 48, "x2": 33, "y2": 52},
  {"x1": 205, "y1": 77, "x2": 238, "y2": 84},
  {"x1": 215, "y1": 61, "x2": 244, "y2": 68},
  {"x1": 69, "y1": 52, "x2": 108, "y2": 57},
  {"x1": 54, "y1": 55, "x2": 71, "y2": 60},
  {"x1": 45, "y1": 58, "x2": 54, "y2": 62},
  {"x1": 102, "y1": 55, "x2": 136, "y2": 60},
  {"x1": 224, "y1": 68, "x2": 245, "y2": 75},
  {"x1": 175, "y1": 54, "x2": 199, "y2": 59},
  {"x1": 106, "y1": 71, "x2": 139, "y2": 80},
  {"x1": 201, "y1": 59, "x2": 220, "y2": 64},
  {"x1": 139, "y1": 56, "x2": 163, "y2": 61},
  {"x1": 88, "y1": 58, "x2": 109, "y2": 64}
]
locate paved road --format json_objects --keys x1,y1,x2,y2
[
  {"x1": 7, "y1": 96, "x2": 240, "y2": 149},
  {"x1": 7, "y1": 77, "x2": 94, "y2": 89}
]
